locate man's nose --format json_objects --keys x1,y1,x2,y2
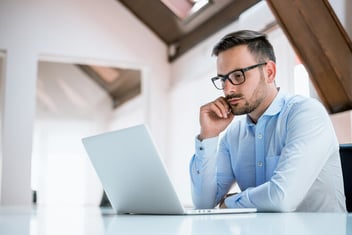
[{"x1": 223, "y1": 79, "x2": 236, "y2": 93}]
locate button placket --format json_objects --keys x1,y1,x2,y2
[{"x1": 255, "y1": 124, "x2": 265, "y2": 186}]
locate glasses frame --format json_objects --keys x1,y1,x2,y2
[{"x1": 211, "y1": 62, "x2": 267, "y2": 90}]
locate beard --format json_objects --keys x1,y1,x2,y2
[
  {"x1": 226, "y1": 74, "x2": 267, "y2": 116},
  {"x1": 227, "y1": 98, "x2": 259, "y2": 115}
]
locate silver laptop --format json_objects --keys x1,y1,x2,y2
[{"x1": 82, "y1": 124, "x2": 256, "y2": 215}]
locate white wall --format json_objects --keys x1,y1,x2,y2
[
  {"x1": 0, "y1": 0, "x2": 169, "y2": 205},
  {"x1": 0, "y1": 53, "x2": 4, "y2": 201},
  {"x1": 330, "y1": 111, "x2": 352, "y2": 144},
  {"x1": 329, "y1": 0, "x2": 352, "y2": 39}
]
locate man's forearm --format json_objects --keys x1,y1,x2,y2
[{"x1": 190, "y1": 154, "x2": 218, "y2": 208}]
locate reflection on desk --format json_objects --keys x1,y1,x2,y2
[{"x1": 0, "y1": 206, "x2": 350, "y2": 235}]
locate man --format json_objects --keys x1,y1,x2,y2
[{"x1": 189, "y1": 30, "x2": 346, "y2": 212}]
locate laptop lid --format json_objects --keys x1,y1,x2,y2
[
  {"x1": 82, "y1": 124, "x2": 257, "y2": 215},
  {"x1": 82, "y1": 124, "x2": 185, "y2": 214}
]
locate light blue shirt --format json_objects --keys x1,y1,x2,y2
[{"x1": 190, "y1": 91, "x2": 346, "y2": 212}]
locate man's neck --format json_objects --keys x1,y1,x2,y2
[{"x1": 248, "y1": 87, "x2": 279, "y2": 124}]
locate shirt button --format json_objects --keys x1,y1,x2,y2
[
  {"x1": 258, "y1": 133, "x2": 263, "y2": 139},
  {"x1": 199, "y1": 147, "x2": 204, "y2": 151},
  {"x1": 257, "y1": 161, "x2": 263, "y2": 167}
]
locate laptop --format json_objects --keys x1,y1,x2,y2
[{"x1": 82, "y1": 124, "x2": 256, "y2": 215}]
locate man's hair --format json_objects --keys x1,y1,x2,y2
[{"x1": 212, "y1": 30, "x2": 276, "y2": 63}]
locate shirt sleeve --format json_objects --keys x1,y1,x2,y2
[
  {"x1": 190, "y1": 135, "x2": 236, "y2": 209},
  {"x1": 189, "y1": 136, "x2": 219, "y2": 209},
  {"x1": 224, "y1": 98, "x2": 339, "y2": 211}
]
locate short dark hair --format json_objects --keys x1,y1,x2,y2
[{"x1": 212, "y1": 30, "x2": 276, "y2": 63}]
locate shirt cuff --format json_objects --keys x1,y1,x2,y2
[
  {"x1": 224, "y1": 189, "x2": 253, "y2": 208},
  {"x1": 195, "y1": 136, "x2": 219, "y2": 157}
]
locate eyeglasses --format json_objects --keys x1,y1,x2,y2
[{"x1": 211, "y1": 62, "x2": 267, "y2": 90}]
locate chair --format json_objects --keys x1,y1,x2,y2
[{"x1": 339, "y1": 144, "x2": 352, "y2": 212}]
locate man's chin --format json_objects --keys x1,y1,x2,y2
[{"x1": 230, "y1": 106, "x2": 251, "y2": 116}]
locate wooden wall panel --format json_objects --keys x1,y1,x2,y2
[{"x1": 266, "y1": 0, "x2": 352, "y2": 113}]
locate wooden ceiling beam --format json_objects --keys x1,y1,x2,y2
[
  {"x1": 266, "y1": 0, "x2": 352, "y2": 113},
  {"x1": 168, "y1": 0, "x2": 261, "y2": 62}
]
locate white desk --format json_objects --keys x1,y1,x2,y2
[{"x1": 0, "y1": 206, "x2": 350, "y2": 235}]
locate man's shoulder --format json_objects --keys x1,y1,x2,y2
[
  {"x1": 282, "y1": 94, "x2": 322, "y2": 111},
  {"x1": 280, "y1": 94, "x2": 328, "y2": 123}
]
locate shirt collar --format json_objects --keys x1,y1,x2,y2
[
  {"x1": 246, "y1": 89, "x2": 285, "y2": 125},
  {"x1": 262, "y1": 89, "x2": 284, "y2": 117}
]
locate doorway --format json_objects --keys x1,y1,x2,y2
[{"x1": 32, "y1": 59, "x2": 143, "y2": 206}]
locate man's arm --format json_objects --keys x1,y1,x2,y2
[
  {"x1": 189, "y1": 137, "x2": 219, "y2": 209},
  {"x1": 190, "y1": 135, "x2": 236, "y2": 209},
  {"x1": 190, "y1": 96, "x2": 235, "y2": 209}
]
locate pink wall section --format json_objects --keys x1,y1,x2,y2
[{"x1": 331, "y1": 111, "x2": 352, "y2": 144}]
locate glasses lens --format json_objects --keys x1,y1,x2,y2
[
  {"x1": 211, "y1": 69, "x2": 246, "y2": 89},
  {"x1": 228, "y1": 70, "x2": 245, "y2": 85}
]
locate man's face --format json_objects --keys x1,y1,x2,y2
[{"x1": 216, "y1": 45, "x2": 269, "y2": 116}]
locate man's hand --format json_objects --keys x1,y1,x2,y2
[
  {"x1": 219, "y1": 198, "x2": 228, "y2": 208},
  {"x1": 219, "y1": 193, "x2": 238, "y2": 208},
  {"x1": 199, "y1": 97, "x2": 234, "y2": 140}
]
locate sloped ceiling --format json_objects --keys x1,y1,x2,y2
[
  {"x1": 117, "y1": 0, "x2": 262, "y2": 62},
  {"x1": 78, "y1": 65, "x2": 141, "y2": 108}
]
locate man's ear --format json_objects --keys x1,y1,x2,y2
[{"x1": 265, "y1": 60, "x2": 276, "y2": 83}]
